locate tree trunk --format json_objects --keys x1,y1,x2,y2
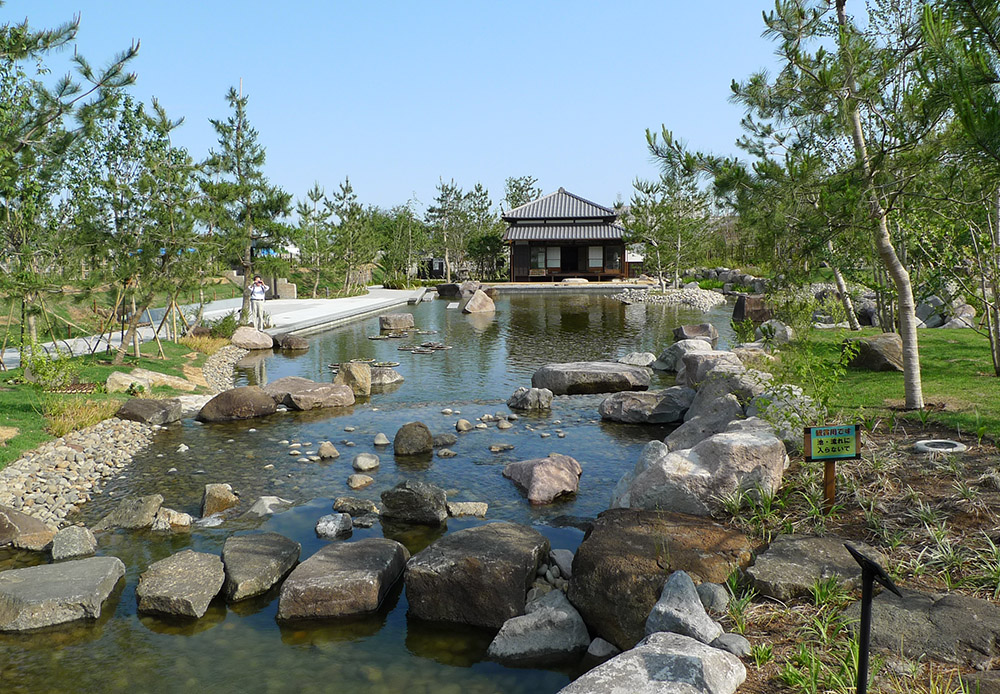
[
  {"x1": 837, "y1": 0, "x2": 923, "y2": 409},
  {"x1": 828, "y1": 241, "x2": 861, "y2": 330},
  {"x1": 240, "y1": 247, "x2": 252, "y2": 323},
  {"x1": 112, "y1": 291, "x2": 155, "y2": 366}
]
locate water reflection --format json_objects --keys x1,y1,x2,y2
[{"x1": 3, "y1": 291, "x2": 735, "y2": 694}]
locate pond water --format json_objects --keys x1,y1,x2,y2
[{"x1": 0, "y1": 291, "x2": 734, "y2": 694}]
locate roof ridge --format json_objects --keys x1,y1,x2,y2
[
  {"x1": 505, "y1": 189, "x2": 562, "y2": 216},
  {"x1": 557, "y1": 189, "x2": 615, "y2": 215}
]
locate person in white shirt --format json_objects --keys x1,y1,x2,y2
[{"x1": 249, "y1": 275, "x2": 269, "y2": 330}]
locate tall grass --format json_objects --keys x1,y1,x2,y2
[{"x1": 43, "y1": 398, "x2": 122, "y2": 437}]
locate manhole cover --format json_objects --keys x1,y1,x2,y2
[{"x1": 914, "y1": 439, "x2": 967, "y2": 454}]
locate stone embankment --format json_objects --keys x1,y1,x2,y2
[
  {"x1": 0, "y1": 418, "x2": 153, "y2": 528},
  {"x1": 203, "y1": 344, "x2": 249, "y2": 393}
]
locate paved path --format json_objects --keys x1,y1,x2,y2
[{"x1": 0, "y1": 286, "x2": 419, "y2": 370}]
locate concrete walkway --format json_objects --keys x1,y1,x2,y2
[{"x1": 0, "y1": 286, "x2": 420, "y2": 370}]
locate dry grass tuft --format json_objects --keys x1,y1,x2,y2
[
  {"x1": 179, "y1": 335, "x2": 229, "y2": 355},
  {"x1": 44, "y1": 398, "x2": 122, "y2": 437}
]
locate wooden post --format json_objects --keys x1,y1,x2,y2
[
  {"x1": 824, "y1": 460, "x2": 837, "y2": 513},
  {"x1": 131, "y1": 296, "x2": 140, "y2": 358}
]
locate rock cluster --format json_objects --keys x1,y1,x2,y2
[
  {"x1": 615, "y1": 287, "x2": 729, "y2": 312},
  {"x1": 0, "y1": 418, "x2": 153, "y2": 527}
]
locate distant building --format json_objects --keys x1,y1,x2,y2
[{"x1": 503, "y1": 188, "x2": 631, "y2": 282}]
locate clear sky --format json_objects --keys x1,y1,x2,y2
[{"x1": 8, "y1": 1, "x2": 782, "y2": 215}]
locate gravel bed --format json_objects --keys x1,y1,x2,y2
[
  {"x1": 203, "y1": 344, "x2": 249, "y2": 393},
  {"x1": 0, "y1": 418, "x2": 153, "y2": 528}
]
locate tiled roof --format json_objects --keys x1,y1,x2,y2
[
  {"x1": 504, "y1": 223, "x2": 626, "y2": 242},
  {"x1": 503, "y1": 188, "x2": 617, "y2": 221}
]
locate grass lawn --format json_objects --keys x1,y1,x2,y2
[
  {"x1": 800, "y1": 326, "x2": 999, "y2": 439},
  {"x1": 0, "y1": 339, "x2": 211, "y2": 470}
]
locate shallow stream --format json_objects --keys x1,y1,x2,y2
[{"x1": 0, "y1": 291, "x2": 733, "y2": 694}]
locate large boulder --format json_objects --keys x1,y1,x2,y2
[
  {"x1": 746, "y1": 384, "x2": 824, "y2": 452},
  {"x1": 844, "y1": 587, "x2": 1000, "y2": 669},
  {"x1": 487, "y1": 589, "x2": 591, "y2": 665},
  {"x1": 503, "y1": 454, "x2": 582, "y2": 505},
  {"x1": 273, "y1": 333, "x2": 309, "y2": 350},
  {"x1": 405, "y1": 522, "x2": 549, "y2": 629},
  {"x1": 115, "y1": 398, "x2": 182, "y2": 426},
  {"x1": 202, "y1": 483, "x2": 239, "y2": 517},
  {"x1": 334, "y1": 362, "x2": 372, "y2": 397},
  {"x1": 435, "y1": 283, "x2": 462, "y2": 298},
  {"x1": 598, "y1": 387, "x2": 695, "y2": 425},
  {"x1": 748, "y1": 535, "x2": 884, "y2": 602},
  {"x1": 0, "y1": 556, "x2": 125, "y2": 631},
  {"x1": 136, "y1": 550, "x2": 225, "y2": 619},
  {"x1": 680, "y1": 351, "x2": 743, "y2": 389},
  {"x1": 196, "y1": 386, "x2": 277, "y2": 422},
  {"x1": 672, "y1": 323, "x2": 719, "y2": 348},
  {"x1": 613, "y1": 418, "x2": 787, "y2": 516},
  {"x1": 106, "y1": 371, "x2": 152, "y2": 394},
  {"x1": 51, "y1": 525, "x2": 98, "y2": 561},
  {"x1": 230, "y1": 326, "x2": 275, "y2": 350},
  {"x1": 568, "y1": 508, "x2": 752, "y2": 650},
  {"x1": 277, "y1": 538, "x2": 409, "y2": 619},
  {"x1": 845, "y1": 333, "x2": 904, "y2": 372},
  {"x1": 379, "y1": 313, "x2": 415, "y2": 331},
  {"x1": 757, "y1": 318, "x2": 794, "y2": 344},
  {"x1": 93, "y1": 494, "x2": 163, "y2": 531},
  {"x1": 262, "y1": 376, "x2": 355, "y2": 410},
  {"x1": 507, "y1": 386, "x2": 553, "y2": 410},
  {"x1": 0, "y1": 505, "x2": 54, "y2": 548},
  {"x1": 653, "y1": 338, "x2": 715, "y2": 372},
  {"x1": 371, "y1": 366, "x2": 404, "y2": 389},
  {"x1": 732, "y1": 293, "x2": 771, "y2": 324},
  {"x1": 129, "y1": 367, "x2": 199, "y2": 392},
  {"x1": 222, "y1": 532, "x2": 301, "y2": 602},
  {"x1": 531, "y1": 362, "x2": 650, "y2": 396},
  {"x1": 380, "y1": 480, "x2": 448, "y2": 526},
  {"x1": 393, "y1": 421, "x2": 433, "y2": 455},
  {"x1": 683, "y1": 367, "x2": 770, "y2": 422},
  {"x1": 462, "y1": 289, "x2": 496, "y2": 313},
  {"x1": 557, "y1": 632, "x2": 746, "y2": 694},
  {"x1": 664, "y1": 393, "x2": 744, "y2": 452}
]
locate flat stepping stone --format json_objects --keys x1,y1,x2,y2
[
  {"x1": 531, "y1": 361, "x2": 651, "y2": 396},
  {"x1": 0, "y1": 556, "x2": 125, "y2": 631},
  {"x1": 845, "y1": 587, "x2": 1000, "y2": 669},
  {"x1": 747, "y1": 534, "x2": 884, "y2": 602},
  {"x1": 222, "y1": 533, "x2": 301, "y2": 602},
  {"x1": 277, "y1": 538, "x2": 409, "y2": 620},
  {"x1": 136, "y1": 550, "x2": 225, "y2": 618}
]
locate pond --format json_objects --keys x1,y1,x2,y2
[{"x1": 0, "y1": 291, "x2": 734, "y2": 694}]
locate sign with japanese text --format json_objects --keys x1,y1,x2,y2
[{"x1": 803, "y1": 425, "x2": 861, "y2": 462}]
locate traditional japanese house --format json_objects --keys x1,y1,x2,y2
[{"x1": 503, "y1": 188, "x2": 630, "y2": 282}]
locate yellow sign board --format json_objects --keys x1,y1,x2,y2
[{"x1": 803, "y1": 425, "x2": 860, "y2": 461}]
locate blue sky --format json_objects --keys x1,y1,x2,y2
[{"x1": 9, "y1": 1, "x2": 782, "y2": 215}]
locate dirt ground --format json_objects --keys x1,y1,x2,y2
[{"x1": 728, "y1": 421, "x2": 999, "y2": 693}]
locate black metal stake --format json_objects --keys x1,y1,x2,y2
[{"x1": 845, "y1": 542, "x2": 902, "y2": 694}]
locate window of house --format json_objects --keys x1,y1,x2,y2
[
  {"x1": 546, "y1": 246, "x2": 561, "y2": 268},
  {"x1": 588, "y1": 246, "x2": 603, "y2": 268},
  {"x1": 604, "y1": 246, "x2": 621, "y2": 271},
  {"x1": 530, "y1": 246, "x2": 546, "y2": 269}
]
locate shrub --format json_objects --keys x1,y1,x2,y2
[
  {"x1": 23, "y1": 341, "x2": 82, "y2": 390},
  {"x1": 208, "y1": 311, "x2": 240, "y2": 339}
]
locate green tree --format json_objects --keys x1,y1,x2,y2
[
  {"x1": 329, "y1": 176, "x2": 377, "y2": 293},
  {"x1": 465, "y1": 183, "x2": 506, "y2": 280},
  {"x1": 425, "y1": 178, "x2": 468, "y2": 282},
  {"x1": 201, "y1": 87, "x2": 291, "y2": 323},
  {"x1": 502, "y1": 175, "x2": 543, "y2": 212},
  {"x1": 0, "y1": 10, "x2": 138, "y2": 347},
  {"x1": 66, "y1": 95, "x2": 204, "y2": 364},
  {"x1": 294, "y1": 183, "x2": 334, "y2": 298}
]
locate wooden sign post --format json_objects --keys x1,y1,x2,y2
[{"x1": 803, "y1": 424, "x2": 861, "y2": 512}]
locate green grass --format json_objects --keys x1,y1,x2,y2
[
  {"x1": 801, "y1": 327, "x2": 1000, "y2": 436},
  {"x1": 0, "y1": 340, "x2": 208, "y2": 470}
]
